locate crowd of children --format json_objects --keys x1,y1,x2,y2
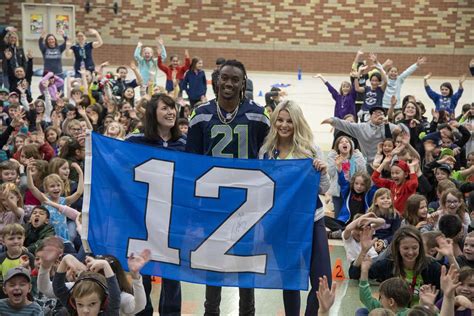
[{"x1": 0, "y1": 23, "x2": 472, "y2": 316}]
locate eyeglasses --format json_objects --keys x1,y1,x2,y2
[
  {"x1": 70, "y1": 128, "x2": 82, "y2": 132},
  {"x1": 446, "y1": 200, "x2": 459, "y2": 205}
]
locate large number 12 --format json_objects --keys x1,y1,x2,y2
[{"x1": 127, "y1": 159, "x2": 275, "y2": 273}]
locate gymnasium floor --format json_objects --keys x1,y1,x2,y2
[{"x1": 29, "y1": 67, "x2": 473, "y2": 315}]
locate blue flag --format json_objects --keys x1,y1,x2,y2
[{"x1": 83, "y1": 133, "x2": 319, "y2": 290}]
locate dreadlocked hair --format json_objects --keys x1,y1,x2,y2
[{"x1": 217, "y1": 59, "x2": 247, "y2": 103}]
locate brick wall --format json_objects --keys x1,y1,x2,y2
[{"x1": 2, "y1": 0, "x2": 473, "y2": 76}]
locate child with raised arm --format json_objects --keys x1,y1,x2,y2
[
  {"x1": 424, "y1": 73, "x2": 465, "y2": 114},
  {"x1": 382, "y1": 57, "x2": 426, "y2": 109},
  {"x1": 359, "y1": 254, "x2": 411, "y2": 315},
  {"x1": 314, "y1": 73, "x2": 356, "y2": 119},
  {"x1": 343, "y1": 213, "x2": 385, "y2": 264},
  {"x1": 134, "y1": 38, "x2": 166, "y2": 86},
  {"x1": 372, "y1": 156, "x2": 419, "y2": 215},
  {"x1": 26, "y1": 163, "x2": 83, "y2": 241},
  {"x1": 353, "y1": 53, "x2": 388, "y2": 122},
  {"x1": 157, "y1": 46, "x2": 191, "y2": 95},
  {"x1": 53, "y1": 254, "x2": 121, "y2": 316}
]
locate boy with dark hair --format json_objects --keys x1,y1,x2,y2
[
  {"x1": 24, "y1": 206, "x2": 55, "y2": 254},
  {"x1": 0, "y1": 267, "x2": 43, "y2": 315},
  {"x1": 177, "y1": 118, "x2": 189, "y2": 135}
]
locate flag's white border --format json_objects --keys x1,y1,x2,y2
[{"x1": 81, "y1": 131, "x2": 93, "y2": 253}]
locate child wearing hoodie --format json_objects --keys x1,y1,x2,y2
[{"x1": 23, "y1": 206, "x2": 55, "y2": 254}]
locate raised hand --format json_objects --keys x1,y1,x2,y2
[
  {"x1": 424, "y1": 73, "x2": 432, "y2": 80},
  {"x1": 157, "y1": 37, "x2": 164, "y2": 46},
  {"x1": 419, "y1": 284, "x2": 439, "y2": 306},
  {"x1": 416, "y1": 56, "x2": 427, "y2": 66},
  {"x1": 390, "y1": 95, "x2": 397, "y2": 107},
  {"x1": 440, "y1": 264, "x2": 460, "y2": 298},
  {"x1": 360, "y1": 253, "x2": 373, "y2": 271},
  {"x1": 128, "y1": 249, "x2": 151, "y2": 279},
  {"x1": 316, "y1": 275, "x2": 336, "y2": 314},
  {"x1": 137, "y1": 41, "x2": 143, "y2": 48},
  {"x1": 360, "y1": 226, "x2": 375, "y2": 252},
  {"x1": 88, "y1": 28, "x2": 98, "y2": 35},
  {"x1": 459, "y1": 74, "x2": 466, "y2": 85},
  {"x1": 369, "y1": 53, "x2": 378, "y2": 63},
  {"x1": 434, "y1": 236, "x2": 454, "y2": 258}
]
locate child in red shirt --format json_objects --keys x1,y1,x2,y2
[
  {"x1": 157, "y1": 47, "x2": 191, "y2": 95},
  {"x1": 372, "y1": 156, "x2": 418, "y2": 215}
]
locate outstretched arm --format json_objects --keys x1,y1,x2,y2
[{"x1": 90, "y1": 28, "x2": 103, "y2": 48}]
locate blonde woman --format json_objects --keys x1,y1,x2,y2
[{"x1": 259, "y1": 100, "x2": 331, "y2": 315}]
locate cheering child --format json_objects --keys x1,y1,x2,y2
[{"x1": 372, "y1": 156, "x2": 419, "y2": 215}]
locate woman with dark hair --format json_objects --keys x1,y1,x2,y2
[
  {"x1": 350, "y1": 226, "x2": 442, "y2": 304},
  {"x1": 182, "y1": 57, "x2": 207, "y2": 108},
  {"x1": 39, "y1": 29, "x2": 68, "y2": 77},
  {"x1": 126, "y1": 93, "x2": 184, "y2": 315}
]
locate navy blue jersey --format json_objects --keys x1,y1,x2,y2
[
  {"x1": 186, "y1": 99, "x2": 270, "y2": 158},
  {"x1": 126, "y1": 133, "x2": 186, "y2": 151}
]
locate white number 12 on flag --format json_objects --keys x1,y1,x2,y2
[{"x1": 127, "y1": 159, "x2": 275, "y2": 274}]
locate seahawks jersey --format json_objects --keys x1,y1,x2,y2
[{"x1": 186, "y1": 99, "x2": 270, "y2": 158}]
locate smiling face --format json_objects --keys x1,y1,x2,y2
[
  {"x1": 58, "y1": 162, "x2": 70, "y2": 180},
  {"x1": 156, "y1": 101, "x2": 177, "y2": 130},
  {"x1": 75, "y1": 292, "x2": 102, "y2": 316},
  {"x1": 340, "y1": 82, "x2": 351, "y2": 96},
  {"x1": 196, "y1": 60, "x2": 203, "y2": 71},
  {"x1": 399, "y1": 236, "x2": 420, "y2": 268},
  {"x1": 403, "y1": 102, "x2": 417, "y2": 119},
  {"x1": 388, "y1": 67, "x2": 398, "y2": 80},
  {"x1": 383, "y1": 140, "x2": 394, "y2": 156},
  {"x1": 376, "y1": 192, "x2": 392, "y2": 210},
  {"x1": 171, "y1": 56, "x2": 179, "y2": 68},
  {"x1": 456, "y1": 275, "x2": 474, "y2": 302},
  {"x1": 3, "y1": 275, "x2": 31, "y2": 308},
  {"x1": 124, "y1": 88, "x2": 134, "y2": 100},
  {"x1": 30, "y1": 208, "x2": 49, "y2": 228},
  {"x1": 440, "y1": 86, "x2": 451, "y2": 96},
  {"x1": 218, "y1": 65, "x2": 244, "y2": 101},
  {"x1": 143, "y1": 47, "x2": 153, "y2": 60},
  {"x1": 390, "y1": 165, "x2": 406, "y2": 185},
  {"x1": 76, "y1": 32, "x2": 86, "y2": 45},
  {"x1": 46, "y1": 129, "x2": 58, "y2": 144},
  {"x1": 417, "y1": 200, "x2": 428, "y2": 220},
  {"x1": 463, "y1": 237, "x2": 474, "y2": 261},
  {"x1": 46, "y1": 35, "x2": 57, "y2": 48},
  {"x1": 370, "y1": 75, "x2": 380, "y2": 89},
  {"x1": 14, "y1": 68, "x2": 25, "y2": 79},
  {"x1": 275, "y1": 109, "x2": 294, "y2": 142},
  {"x1": 1, "y1": 170, "x2": 18, "y2": 183},
  {"x1": 435, "y1": 168, "x2": 449, "y2": 182},
  {"x1": 443, "y1": 193, "x2": 460, "y2": 215},
  {"x1": 46, "y1": 180, "x2": 63, "y2": 199}
]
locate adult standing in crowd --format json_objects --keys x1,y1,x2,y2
[{"x1": 186, "y1": 59, "x2": 270, "y2": 315}]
